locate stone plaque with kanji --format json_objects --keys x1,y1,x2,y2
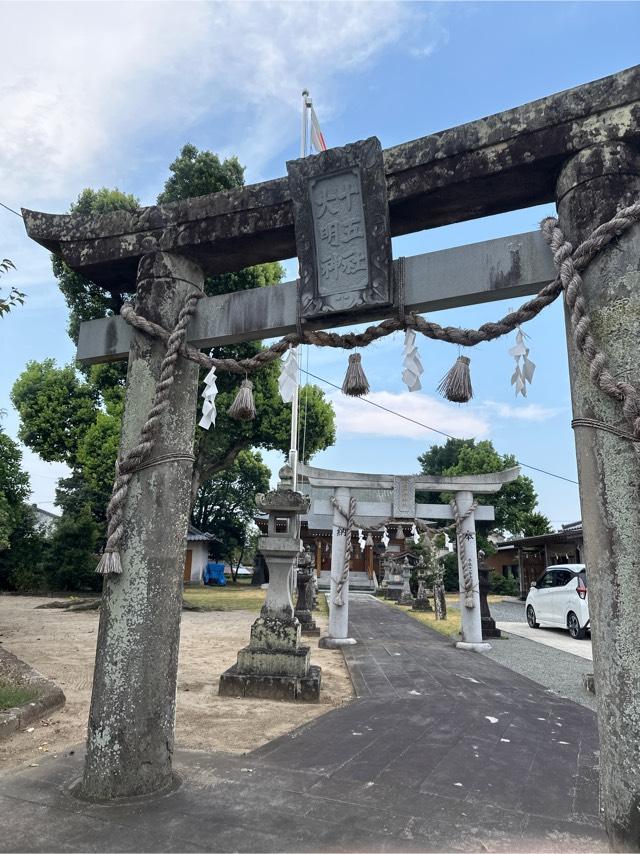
[{"x1": 287, "y1": 137, "x2": 392, "y2": 320}]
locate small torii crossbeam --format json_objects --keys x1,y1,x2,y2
[{"x1": 23, "y1": 65, "x2": 640, "y2": 849}]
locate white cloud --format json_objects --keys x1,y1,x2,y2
[
  {"x1": 482, "y1": 400, "x2": 561, "y2": 423},
  {"x1": 330, "y1": 390, "x2": 490, "y2": 441},
  {"x1": 0, "y1": 1, "x2": 443, "y2": 208}
]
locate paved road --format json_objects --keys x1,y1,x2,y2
[
  {"x1": 0, "y1": 596, "x2": 606, "y2": 852},
  {"x1": 491, "y1": 600, "x2": 593, "y2": 659}
]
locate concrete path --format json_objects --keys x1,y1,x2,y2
[
  {"x1": 0, "y1": 596, "x2": 606, "y2": 852},
  {"x1": 496, "y1": 621, "x2": 593, "y2": 661}
]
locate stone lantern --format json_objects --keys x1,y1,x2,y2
[{"x1": 219, "y1": 466, "x2": 321, "y2": 702}]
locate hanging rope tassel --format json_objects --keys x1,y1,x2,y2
[
  {"x1": 228, "y1": 378, "x2": 256, "y2": 421},
  {"x1": 437, "y1": 355, "x2": 473, "y2": 403},
  {"x1": 342, "y1": 352, "x2": 370, "y2": 397}
]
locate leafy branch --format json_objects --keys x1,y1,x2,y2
[{"x1": 0, "y1": 259, "x2": 26, "y2": 317}]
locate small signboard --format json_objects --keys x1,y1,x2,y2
[{"x1": 287, "y1": 137, "x2": 392, "y2": 321}]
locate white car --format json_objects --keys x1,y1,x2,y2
[{"x1": 525, "y1": 564, "x2": 590, "y2": 639}]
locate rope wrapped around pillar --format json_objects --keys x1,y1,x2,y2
[
  {"x1": 330, "y1": 495, "x2": 357, "y2": 606},
  {"x1": 96, "y1": 290, "x2": 203, "y2": 575},
  {"x1": 449, "y1": 499, "x2": 479, "y2": 609}
]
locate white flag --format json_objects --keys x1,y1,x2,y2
[{"x1": 278, "y1": 348, "x2": 299, "y2": 403}]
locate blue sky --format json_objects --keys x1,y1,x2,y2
[{"x1": 1, "y1": 1, "x2": 639, "y2": 528}]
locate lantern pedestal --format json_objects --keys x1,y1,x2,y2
[{"x1": 219, "y1": 483, "x2": 321, "y2": 703}]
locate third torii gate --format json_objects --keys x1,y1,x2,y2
[{"x1": 23, "y1": 65, "x2": 640, "y2": 849}]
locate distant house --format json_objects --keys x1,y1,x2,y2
[
  {"x1": 184, "y1": 525, "x2": 219, "y2": 586},
  {"x1": 33, "y1": 505, "x2": 60, "y2": 536},
  {"x1": 486, "y1": 522, "x2": 584, "y2": 598}
]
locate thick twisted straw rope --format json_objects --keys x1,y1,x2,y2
[
  {"x1": 119, "y1": 204, "x2": 640, "y2": 386},
  {"x1": 330, "y1": 495, "x2": 357, "y2": 606},
  {"x1": 541, "y1": 203, "x2": 640, "y2": 449},
  {"x1": 97, "y1": 290, "x2": 203, "y2": 574}
]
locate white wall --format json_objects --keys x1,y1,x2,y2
[{"x1": 188, "y1": 541, "x2": 209, "y2": 585}]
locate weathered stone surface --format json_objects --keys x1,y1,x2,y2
[
  {"x1": 80, "y1": 252, "x2": 204, "y2": 801},
  {"x1": 23, "y1": 66, "x2": 640, "y2": 291},
  {"x1": 287, "y1": 137, "x2": 391, "y2": 321},
  {"x1": 219, "y1": 664, "x2": 321, "y2": 702},
  {"x1": 557, "y1": 142, "x2": 640, "y2": 852}
]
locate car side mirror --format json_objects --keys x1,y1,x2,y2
[{"x1": 530, "y1": 581, "x2": 537, "y2": 588}]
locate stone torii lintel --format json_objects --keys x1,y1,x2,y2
[{"x1": 22, "y1": 64, "x2": 640, "y2": 291}]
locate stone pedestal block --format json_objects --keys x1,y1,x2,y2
[{"x1": 219, "y1": 482, "x2": 321, "y2": 703}]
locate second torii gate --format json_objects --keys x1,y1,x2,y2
[{"x1": 299, "y1": 463, "x2": 520, "y2": 650}]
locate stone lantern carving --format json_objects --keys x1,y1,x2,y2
[{"x1": 219, "y1": 467, "x2": 321, "y2": 701}]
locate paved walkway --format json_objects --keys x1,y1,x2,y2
[
  {"x1": 496, "y1": 621, "x2": 593, "y2": 660},
  {"x1": 0, "y1": 596, "x2": 606, "y2": 852}
]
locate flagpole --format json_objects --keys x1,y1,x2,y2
[{"x1": 290, "y1": 91, "x2": 309, "y2": 492}]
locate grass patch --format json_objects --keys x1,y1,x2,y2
[
  {"x1": 183, "y1": 584, "x2": 266, "y2": 612},
  {"x1": 0, "y1": 680, "x2": 39, "y2": 711},
  {"x1": 381, "y1": 598, "x2": 462, "y2": 640}
]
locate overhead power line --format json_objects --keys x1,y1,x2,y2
[
  {"x1": 0, "y1": 200, "x2": 23, "y2": 218},
  {"x1": 301, "y1": 368, "x2": 579, "y2": 486}
]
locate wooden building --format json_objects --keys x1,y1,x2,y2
[
  {"x1": 255, "y1": 515, "x2": 416, "y2": 590},
  {"x1": 486, "y1": 522, "x2": 584, "y2": 598}
]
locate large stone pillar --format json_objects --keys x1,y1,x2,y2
[
  {"x1": 556, "y1": 142, "x2": 640, "y2": 851},
  {"x1": 81, "y1": 252, "x2": 204, "y2": 800},
  {"x1": 454, "y1": 491, "x2": 490, "y2": 653},
  {"x1": 319, "y1": 486, "x2": 356, "y2": 648}
]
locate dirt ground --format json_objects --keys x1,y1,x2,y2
[{"x1": 0, "y1": 595, "x2": 354, "y2": 772}]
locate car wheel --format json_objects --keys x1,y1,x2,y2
[
  {"x1": 526, "y1": 605, "x2": 539, "y2": 628},
  {"x1": 568, "y1": 611, "x2": 587, "y2": 640}
]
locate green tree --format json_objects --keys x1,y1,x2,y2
[
  {"x1": 0, "y1": 427, "x2": 31, "y2": 551},
  {"x1": 192, "y1": 449, "x2": 270, "y2": 578},
  {"x1": 11, "y1": 359, "x2": 99, "y2": 464},
  {"x1": 417, "y1": 437, "x2": 552, "y2": 538},
  {"x1": 0, "y1": 258, "x2": 25, "y2": 318},
  {"x1": 46, "y1": 505, "x2": 101, "y2": 591},
  {"x1": 0, "y1": 425, "x2": 47, "y2": 592}
]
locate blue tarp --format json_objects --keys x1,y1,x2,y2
[{"x1": 204, "y1": 562, "x2": 226, "y2": 586}]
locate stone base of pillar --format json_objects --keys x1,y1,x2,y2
[
  {"x1": 455, "y1": 641, "x2": 492, "y2": 653},
  {"x1": 318, "y1": 636, "x2": 356, "y2": 649},
  {"x1": 385, "y1": 587, "x2": 403, "y2": 601},
  {"x1": 413, "y1": 598, "x2": 433, "y2": 612},
  {"x1": 218, "y1": 613, "x2": 321, "y2": 703},
  {"x1": 219, "y1": 664, "x2": 321, "y2": 702},
  {"x1": 301, "y1": 624, "x2": 321, "y2": 637},
  {"x1": 398, "y1": 592, "x2": 413, "y2": 606},
  {"x1": 481, "y1": 619, "x2": 502, "y2": 639}
]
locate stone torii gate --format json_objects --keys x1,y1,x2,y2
[
  {"x1": 299, "y1": 463, "x2": 519, "y2": 650},
  {"x1": 23, "y1": 65, "x2": 640, "y2": 849}
]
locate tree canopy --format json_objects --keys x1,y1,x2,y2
[{"x1": 418, "y1": 438, "x2": 552, "y2": 539}]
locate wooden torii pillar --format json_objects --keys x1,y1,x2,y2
[{"x1": 23, "y1": 65, "x2": 640, "y2": 849}]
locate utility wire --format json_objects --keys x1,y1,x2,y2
[
  {"x1": 301, "y1": 368, "x2": 579, "y2": 486},
  {"x1": 0, "y1": 201, "x2": 23, "y2": 218}
]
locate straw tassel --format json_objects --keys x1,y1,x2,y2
[
  {"x1": 228, "y1": 379, "x2": 256, "y2": 421},
  {"x1": 342, "y1": 353, "x2": 370, "y2": 397},
  {"x1": 95, "y1": 550, "x2": 122, "y2": 576},
  {"x1": 437, "y1": 355, "x2": 473, "y2": 403}
]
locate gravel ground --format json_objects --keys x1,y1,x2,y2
[{"x1": 482, "y1": 599, "x2": 597, "y2": 711}]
